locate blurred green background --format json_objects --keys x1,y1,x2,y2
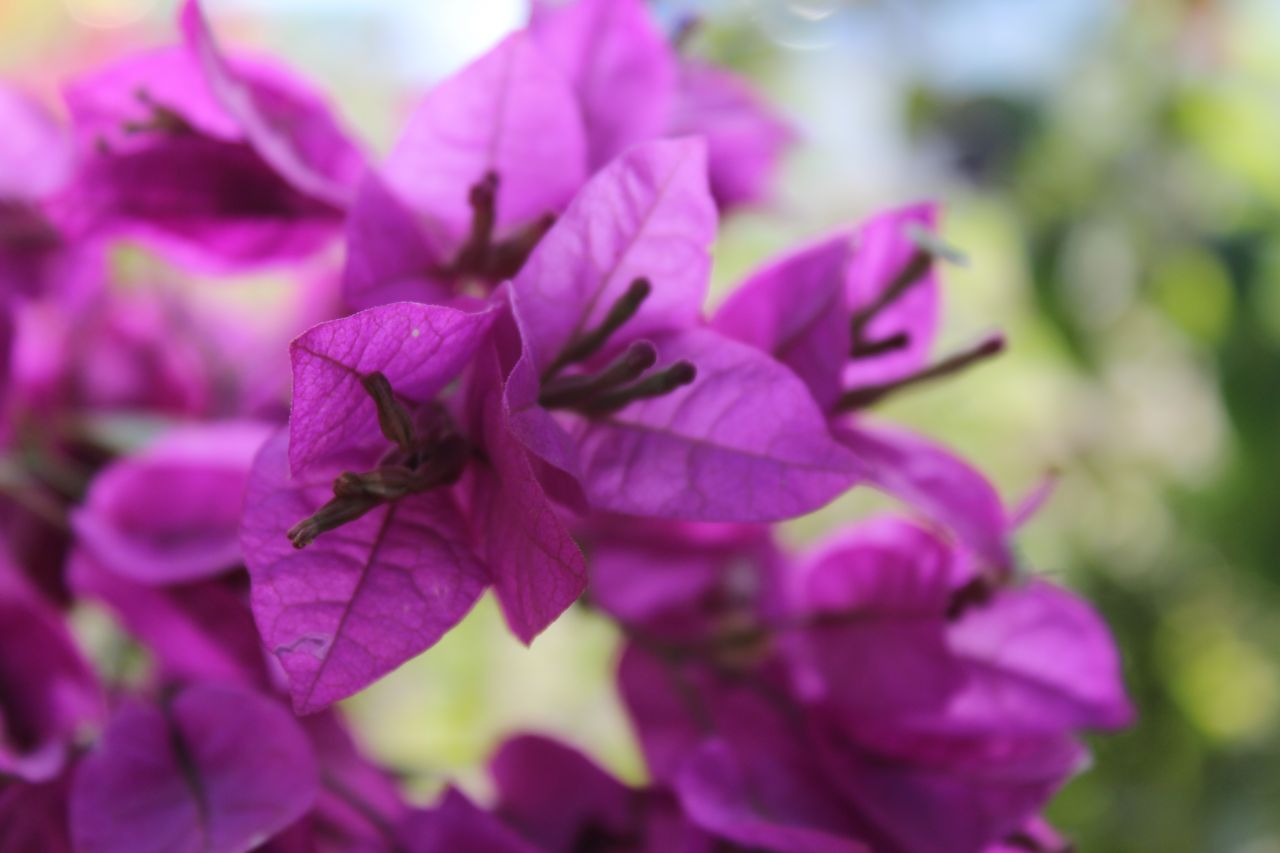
[{"x1": 4, "y1": 1, "x2": 1279, "y2": 850}]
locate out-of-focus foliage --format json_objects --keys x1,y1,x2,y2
[{"x1": 4, "y1": 1, "x2": 1277, "y2": 850}]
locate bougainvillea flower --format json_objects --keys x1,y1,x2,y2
[
  {"x1": 668, "y1": 60, "x2": 795, "y2": 210},
  {"x1": 507, "y1": 137, "x2": 857, "y2": 521},
  {"x1": 70, "y1": 682, "x2": 318, "y2": 853},
  {"x1": 0, "y1": 563, "x2": 102, "y2": 783},
  {"x1": 58, "y1": 0, "x2": 363, "y2": 271},
  {"x1": 243, "y1": 301, "x2": 585, "y2": 711},
  {"x1": 713, "y1": 204, "x2": 1012, "y2": 571},
  {"x1": 0, "y1": 84, "x2": 100, "y2": 306},
  {"x1": 72, "y1": 421, "x2": 272, "y2": 584},
  {"x1": 530, "y1": 0, "x2": 677, "y2": 170},
  {"x1": 613, "y1": 508, "x2": 1132, "y2": 853},
  {"x1": 343, "y1": 29, "x2": 585, "y2": 310}
]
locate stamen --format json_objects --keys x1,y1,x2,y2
[
  {"x1": 450, "y1": 171, "x2": 499, "y2": 276},
  {"x1": 287, "y1": 493, "x2": 382, "y2": 549},
  {"x1": 835, "y1": 333, "x2": 1005, "y2": 412},
  {"x1": 576, "y1": 360, "x2": 696, "y2": 416},
  {"x1": 539, "y1": 341, "x2": 658, "y2": 409},
  {"x1": 850, "y1": 331, "x2": 910, "y2": 359},
  {"x1": 125, "y1": 89, "x2": 194, "y2": 136},
  {"x1": 484, "y1": 212, "x2": 556, "y2": 280},
  {"x1": 361, "y1": 372, "x2": 415, "y2": 454},
  {"x1": 543, "y1": 277, "x2": 652, "y2": 380},
  {"x1": 848, "y1": 226, "x2": 965, "y2": 350}
]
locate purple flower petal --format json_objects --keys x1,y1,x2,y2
[
  {"x1": 287, "y1": 301, "x2": 496, "y2": 475},
  {"x1": 70, "y1": 683, "x2": 318, "y2": 853},
  {"x1": 242, "y1": 430, "x2": 488, "y2": 713},
  {"x1": 712, "y1": 231, "x2": 853, "y2": 411},
  {"x1": 835, "y1": 421, "x2": 1012, "y2": 574},
  {"x1": 72, "y1": 421, "x2": 273, "y2": 585},
  {"x1": 179, "y1": 0, "x2": 365, "y2": 207},
  {"x1": 490, "y1": 734, "x2": 634, "y2": 851},
  {"x1": 466, "y1": 343, "x2": 586, "y2": 644},
  {"x1": 669, "y1": 61, "x2": 795, "y2": 209},
  {"x1": 384, "y1": 30, "x2": 586, "y2": 244},
  {"x1": 0, "y1": 773, "x2": 74, "y2": 853},
  {"x1": 784, "y1": 518, "x2": 963, "y2": 719},
  {"x1": 574, "y1": 328, "x2": 858, "y2": 521},
  {"x1": 400, "y1": 788, "x2": 538, "y2": 853},
  {"x1": 0, "y1": 85, "x2": 72, "y2": 199},
  {"x1": 511, "y1": 137, "x2": 716, "y2": 372},
  {"x1": 676, "y1": 740, "x2": 870, "y2": 853},
  {"x1": 943, "y1": 579, "x2": 1136, "y2": 733},
  {"x1": 68, "y1": 553, "x2": 269, "y2": 687},
  {"x1": 531, "y1": 0, "x2": 677, "y2": 168},
  {"x1": 342, "y1": 172, "x2": 451, "y2": 311},
  {"x1": 59, "y1": 135, "x2": 342, "y2": 273},
  {"x1": 0, "y1": 566, "x2": 103, "y2": 783}
]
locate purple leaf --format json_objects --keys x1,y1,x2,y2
[
  {"x1": 60, "y1": 135, "x2": 342, "y2": 273},
  {"x1": 179, "y1": 0, "x2": 365, "y2": 207},
  {"x1": 384, "y1": 30, "x2": 585, "y2": 244},
  {"x1": 511, "y1": 137, "x2": 716, "y2": 372},
  {"x1": 573, "y1": 328, "x2": 858, "y2": 521},
  {"x1": 843, "y1": 203, "x2": 940, "y2": 390},
  {"x1": 242, "y1": 430, "x2": 488, "y2": 713},
  {"x1": 70, "y1": 683, "x2": 318, "y2": 853},
  {"x1": 713, "y1": 231, "x2": 853, "y2": 411},
  {"x1": 342, "y1": 172, "x2": 451, "y2": 311},
  {"x1": 835, "y1": 421, "x2": 1012, "y2": 575},
  {"x1": 0, "y1": 566, "x2": 103, "y2": 783},
  {"x1": 668, "y1": 60, "x2": 795, "y2": 209},
  {"x1": 72, "y1": 421, "x2": 273, "y2": 585},
  {"x1": 466, "y1": 342, "x2": 586, "y2": 644},
  {"x1": 531, "y1": 0, "x2": 677, "y2": 167},
  {"x1": 287, "y1": 301, "x2": 496, "y2": 474}
]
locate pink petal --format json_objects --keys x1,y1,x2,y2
[
  {"x1": 180, "y1": 0, "x2": 365, "y2": 207},
  {"x1": 341, "y1": 171, "x2": 451, "y2": 311},
  {"x1": 944, "y1": 580, "x2": 1136, "y2": 732},
  {"x1": 713, "y1": 231, "x2": 853, "y2": 411},
  {"x1": 72, "y1": 421, "x2": 273, "y2": 585},
  {"x1": 531, "y1": 0, "x2": 677, "y2": 167},
  {"x1": 0, "y1": 85, "x2": 72, "y2": 199},
  {"x1": 400, "y1": 788, "x2": 538, "y2": 853},
  {"x1": 835, "y1": 421, "x2": 1012, "y2": 574},
  {"x1": 384, "y1": 30, "x2": 586, "y2": 244},
  {"x1": 669, "y1": 60, "x2": 795, "y2": 209},
  {"x1": 574, "y1": 328, "x2": 858, "y2": 522},
  {"x1": 287, "y1": 301, "x2": 496, "y2": 474},
  {"x1": 466, "y1": 343, "x2": 586, "y2": 644},
  {"x1": 511, "y1": 137, "x2": 716, "y2": 372},
  {"x1": 70, "y1": 683, "x2": 318, "y2": 853},
  {"x1": 242, "y1": 430, "x2": 488, "y2": 713}
]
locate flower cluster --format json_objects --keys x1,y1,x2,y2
[{"x1": 0, "y1": 1, "x2": 1133, "y2": 851}]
